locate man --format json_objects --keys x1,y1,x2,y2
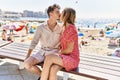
[{"x1": 24, "y1": 4, "x2": 62, "y2": 80}]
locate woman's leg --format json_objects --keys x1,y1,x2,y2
[
  {"x1": 41, "y1": 54, "x2": 64, "y2": 80},
  {"x1": 49, "y1": 64, "x2": 62, "y2": 80},
  {"x1": 24, "y1": 56, "x2": 42, "y2": 77}
]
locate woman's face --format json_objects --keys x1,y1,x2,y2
[{"x1": 60, "y1": 11, "x2": 64, "y2": 21}]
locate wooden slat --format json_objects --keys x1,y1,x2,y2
[
  {"x1": 79, "y1": 63, "x2": 120, "y2": 78},
  {"x1": 0, "y1": 40, "x2": 11, "y2": 47},
  {"x1": 61, "y1": 68, "x2": 107, "y2": 80},
  {"x1": 0, "y1": 51, "x2": 25, "y2": 61},
  {"x1": 70, "y1": 67, "x2": 120, "y2": 80},
  {"x1": 81, "y1": 57, "x2": 120, "y2": 69},
  {"x1": 80, "y1": 59, "x2": 120, "y2": 72},
  {"x1": 0, "y1": 42, "x2": 39, "y2": 61},
  {"x1": 81, "y1": 53, "x2": 120, "y2": 63}
]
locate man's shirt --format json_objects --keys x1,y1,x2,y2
[{"x1": 29, "y1": 21, "x2": 63, "y2": 50}]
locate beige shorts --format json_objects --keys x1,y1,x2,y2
[{"x1": 31, "y1": 49, "x2": 59, "y2": 62}]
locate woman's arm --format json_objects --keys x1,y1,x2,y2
[{"x1": 61, "y1": 41, "x2": 74, "y2": 54}]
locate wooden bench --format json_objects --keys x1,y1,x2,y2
[
  {"x1": 0, "y1": 40, "x2": 11, "y2": 47},
  {"x1": 80, "y1": 53, "x2": 120, "y2": 80},
  {"x1": 0, "y1": 40, "x2": 12, "y2": 58},
  {"x1": 0, "y1": 42, "x2": 114, "y2": 80}
]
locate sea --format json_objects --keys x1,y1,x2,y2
[
  {"x1": 76, "y1": 18, "x2": 120, "y2": 29},
  {"x1": 1, "y1": 17, "x2": 120, "y2": 29}
]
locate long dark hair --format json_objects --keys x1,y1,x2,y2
[{"x1": 62, "y1": 8, "x2": 76, "y2": 26}]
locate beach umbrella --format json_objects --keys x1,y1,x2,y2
[
  {"x1": 2, "y1": 25, "x2": 16, "y2": 30},
  {"x1": 9, "y1": 25, "x2": 16, "y2": 30},
  {"x1": 2, "y1": 25, "x2": 9, "y2": 30},
  {"x1": 78, "y1": 32, "x2": 84, "y2": 37},
  {"x1": 14, "y1": 25, "x2": 25, "y2": 32},
  {"x1": 106, "y1": 30, "x2": 120, "y2": 38},
  {"x1": 105, "y1": 30, "x2": 113, "y2": 35},
  {"x1": 105, "y1": 23, "x2": 117, "y2": 27}
]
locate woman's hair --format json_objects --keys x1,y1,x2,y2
[
  {"x1": 47, "y1": 4, "x2": 60, "y2": 17},
  {"x1": 62, "y1": 8, "x2": 76, "y2": 26}
]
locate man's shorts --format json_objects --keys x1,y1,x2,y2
[{"x1": 31, "y1": 49, "x2": 59, "y2": 62}]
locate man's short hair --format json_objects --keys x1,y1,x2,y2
[{"x1": 47, "y1": 4, "x2": 60, "y2": 17}]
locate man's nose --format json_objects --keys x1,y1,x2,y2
[{"x1": 59, "y1": 14, "x2": 61, "y2": 17}]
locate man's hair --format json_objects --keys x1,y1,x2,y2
[{"x1": 47, "y1": 4, "x2": 60, "y2": 17}]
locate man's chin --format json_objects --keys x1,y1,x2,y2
[{"x1": 57, "y1": 18, "x2": 60, "y2": 20}]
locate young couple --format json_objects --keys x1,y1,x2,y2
[{"x1": 24, "y1": 4, "x2": 80, "y2": 80}]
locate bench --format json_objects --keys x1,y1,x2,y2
[
  {"x1": 0, "y1": 40, "x2": 12, "y2": 59},
  {"x1": 0, "y1": 40, "x2": 11, "y2": 47},
  {"x1": 0, "y1": 42, "x2": 117, "y2": 80},
  {"x1": 80, "y1": 53, "x2": 120, "y2": 80}
]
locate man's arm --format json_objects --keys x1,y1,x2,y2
[
  {"x1": 25, "y1": 25, "x2": 42, "y2": 59},
  {"x1": 25, "y1": 49, "x2": 33, "y2": 59}
]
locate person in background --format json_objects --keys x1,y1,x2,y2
[
  {"x1": 24, "y1": 4, "x2": 62, "y2": 80},
  {"x1": 1, "y1": 29, "x2": 7, "y2": 41},
  {"x1": 41, "y1": 8, "x2": 80, "y2": 80},
  {"x1": 99, "y1": 29, "x2": 105, "y2": 37}
]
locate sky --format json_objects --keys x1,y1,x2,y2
[{"x1": 0, "y1": 0, "x2": 120, "y2": 18}]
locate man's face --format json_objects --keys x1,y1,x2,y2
[{"x1": 51, "y1": 8, "x2": 60, "y2": 20}]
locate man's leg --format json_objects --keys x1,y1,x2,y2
[
  {"x1": 49, "y1": 64, "x2": 62, "y2": 80},
  {"x1": 24, "y1": 56, "x2": 42, "y2": 77}
]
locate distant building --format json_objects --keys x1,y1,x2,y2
[
  {"x1": 23, "y1": 10, "x2": 34, "y2": 17},
  {"x1": 44, "y1": 9, "x2": 48, "y2": 18},
  {"x1": 1, "y1": 11, "x2": 21, "y2": 19},
  {"x1": 0, "y1": 9, "x2": 48, "y2": 20},
  {"x1": 23, "y1": 10, "x2": 47, "y2": 18}
]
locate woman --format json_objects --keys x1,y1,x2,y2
[{"x1": 41, "y1": 8, "x2": 80, "y2": 80}]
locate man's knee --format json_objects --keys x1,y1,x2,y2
[
  {"x1": 24, "y1": 57, "x2": 41, "y2": 70},
  {"x1": 24, "y1": 61, "x2": 32, "y2": 70},
  {"x1": 24, "y1": 57, "x2": 34, "y2": 70}
]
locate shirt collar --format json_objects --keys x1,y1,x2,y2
[{"x1": 43, "y1": 20, "x2": 60, "y2": 31}]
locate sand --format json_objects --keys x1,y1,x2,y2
[
  {"x1": 79, "y1": 28, "x2": 120, "y2": 56},
  {"x1": 0, "y1": 27, "x2": 118, "y2": 56}
]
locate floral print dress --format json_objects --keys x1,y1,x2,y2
[{"x1": 59, "y1": 24, "x2": 80, "y2": 71}]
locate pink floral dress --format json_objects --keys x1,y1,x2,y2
[{"x1": 59, "y1": 24, "x2": 80, "y2": 71}]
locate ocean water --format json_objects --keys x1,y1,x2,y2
[
  {"x1": 75, "y1": 18, "x2": 120, "y2": 29},
  {"x1": 1, "y1": 17, "x2": 120, "y2": 29}
]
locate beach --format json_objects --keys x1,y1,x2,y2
[{"x1": 78, "y1": 28, "x2": 120, "y2": 56}]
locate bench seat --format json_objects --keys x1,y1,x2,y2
[
  {"x1": 0, "y1": 40, "x2": 11, "y2": 47},
  {"x1": 1, "y1": 42, "x2": 119, "y2": 80}
]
